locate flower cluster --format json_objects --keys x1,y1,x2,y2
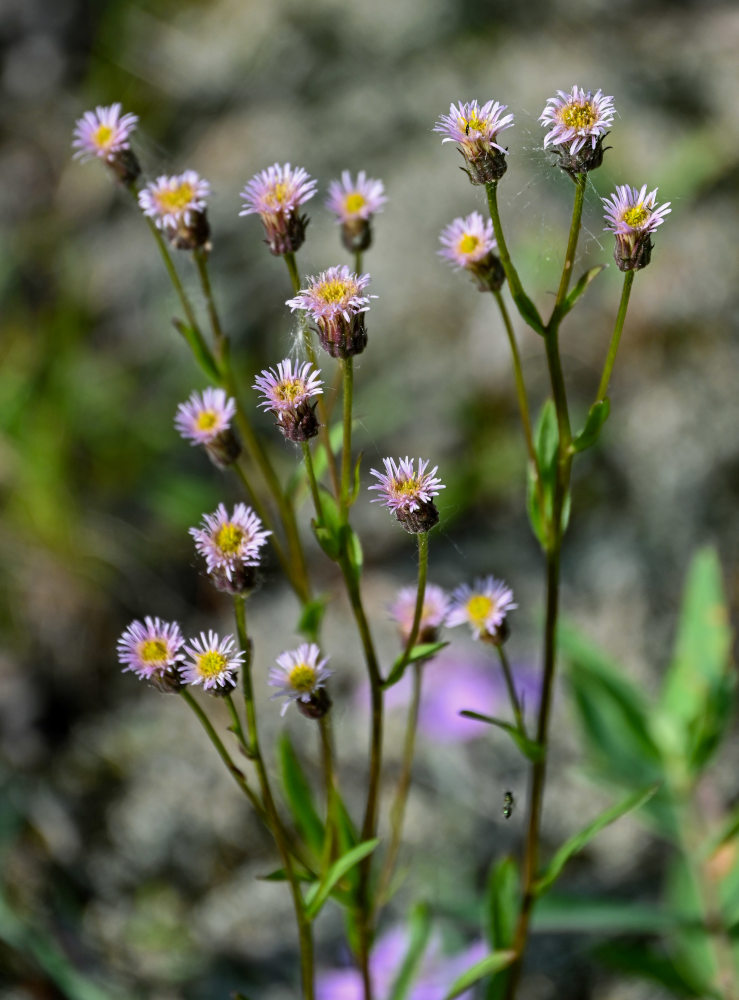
[
  {"x1": 239, "y1": 163, "x2": 317, "y2": 255},
  {"x1": 369, "y1": 457, "x2": 445, "y2": 534},
  {"x1": 139, "y1": 170, "x2": 211, "y2": 250},
  {"x1": 190, "y1": 503, "x2": 271, "y2": 594},
  {"x1": 602, "y1": 184, "x2": 671, "y2": 272},
  {"x1": 326, "y1": 170, "x2": 387, "y2": 252},
  {"x1": 287, "y1": 265, "x2": 374, "y2": 358},
  {"x1": 438, "y1": 211, "x2": 504, "y2": 292},
  {"x1": 253, "y1": 359, "x2": 323, "y2": 442},
  {"x1": 434, "y1": 99, "x2": 514, "y2": 184}
]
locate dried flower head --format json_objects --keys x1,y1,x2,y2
[
  {"x1": 117, "y1": 616, "x2": 185, "y2": 692},
  {"x1": 180, "y1": 630, "x2": 244, "y2": 691},
  {"x1": 286, "y1": 265, "x2": 374, "y2": 358},
  {"x1": 447, "y1": 576, "x2": 517, "y2": 642},
  {"x1": 72, "y1": 103, "x2": 140, "y2": 183},
  {"x1": 73, "y1": 103, "x2": 139, "y2": 162},
  {"x1": 326, "y1": 171, "x2": 387, "y2": 253},
  {"x1": 239, "y1": 163, "x2": 317, "y2": 256},
  {"x1": 434, "y1": 100, "x2": 514, "y2": 184},
  {"x1": 253, "y1": 359, "x2": 323, "y2": 442},
  {"x1": 369, "y1": 457, "x2": 445, "y2": 533},
  {"x1": 389, "y1": 583, "x2": 450, "y2": 644},
  {"x1": 269, "y1": 643, "x2": 332, "y2": 717},
  {"x1": 190, "y1": 503, "x2": 271, "y2": 593},
  {"x1": 602, "y1": 183, "x2": 671, "y2": 272},
  {"x1": 540, "y1": 86, "x2": 615, "y2": 175},
  {"x1": 438, "y1": 212, "x2": 505, "y2": 292}
]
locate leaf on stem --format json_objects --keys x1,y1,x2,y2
[
  {"x1": 442, "y1": 950, "x2": 516, "y2": 1000},
  {"x1": 256, "y1": 867, "x2": 314, "y2": 883},
  {"x1": 571, "y1": 398, "x2": 610, "y2": 453},
  {"x1": 383, "y1": 642, "x2": 449, "y2": 689},
  {"x1": 349, "y1": 451, "x2": 363, "y2": 506},
  {"x1": 458, "y1": 711, "x2": 543, "y2": 762},
  {"x1": 526, "y1": 399, "x2": 558, "y2": 548},
  {"x1": 534, "y1": 783, "x2": 659, "y2": 896},
  {"x1": 388, "y1": 903, "x2": 433, "y2": 1000},
  {"x1": 296, "y1": 595, "x2": 328, "y2": 642},
  {"x1": 484, "y1": 857, "x2": 520, "y2": 998},
  {"x1": 172, "y1": 318, "x2": 221, "y2": 382},
  {"x1": 304, "y1": 838, "x2": 380, "y2": 919},
  {"x1": 312, "y1": 487, "x2": 343, "y2": 560},
  {"x1": 342, "y1": 525, "x2": 363, "y2": 583},
  {"x1": 278, "y1": 732, "x2": 325, "y2": 856},
  {"x1": 561, "y1": 264, "x2": 606, "y2": 318}
]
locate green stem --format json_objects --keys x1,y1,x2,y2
[
  {"x1": 302, "y1": 442, "x2": 325, "y2": 520},
  {"x1": 549, "y1": 172, "x2": 587, "y2": 325},
  {"x1": 492, "y1": 289, "x2": 543, "y2": 512},
  {"x1": 388, "y1": 532, "x2": 430, "y2": 682},
  {"x1": 225, "y1": 692, "x2": 250, "y2": 754},
  {"x1": 341, "y1": 358, "x2": 354, "y2": 520},
  {"x1": 318, "y1": 715, "x2": 338, "y2": 876},
  {"x1": 485, "y1": 183, "x2": 545, "y2": 335},
  {"x1": 497, "y1": 644, "x2": 527, "y2": 738},
  {"x1": 179, "y1": 689, "x2": 263, "y2": 816},
  {"x1": 233, "y1": 596, "x2": 315, "y2": 999},
  {"x1": 596, "y1": 270, "x2": 635, "y2": 403},
  {"x1": 375, "y1": 661, "x2": 423, "y2": 910},
  {"x1": 193, "y1": 247, "x2": 226, "y2": 362},
  {"x1": 354, "y1": 250, "x2": 363, "y2": 274}
]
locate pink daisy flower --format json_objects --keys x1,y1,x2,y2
[
  {"x1": 540, "y1": 85, "x2": 615, "y2": 156},
  {"x1": 180, "y1": 631, "x2": 244, "y2": 691},
  {"x1": 117, "y1": 616, "x2": 184, "y2": 684},
  {"x1": 269, "y1": 643, "x2": 332, "y2": 716},
  {"x1": 252, "y1": 359, "x2": 323, "y2": 442},
  {"x1": 138, "y1": 170, "x2": 210, "y2": 230},
  {"x1": 602, "y1": 183, "x2": 671, "y2": 271},
  {"x1": 286, "y1": 265, "x2": 374, "y2": 358},
  {"x1": 434, "y1": 99, "x2": 514, "y2": 184},
  {"x1": 438, "y1": 212, "x2": 496, "y2": 270},
  {"x1": 175, "y1": 388, "x2": 237, "y2": 445},
  {"x1": 326, "y1": 171, "x2": 387, "y2": 223},
  {"x1": 239, "y1": 163, "x2": 317, "y2": 255},
  {"x1": 190, "y1": 503, "x2": 271, "y2": 581},
  {"x1": 72, "y1": 103, "x2": 138, "y2": 162},
  {"x1": 389, "y1": 583, "x2": 450, "y2": 644},
  {"x1": 369, "y1": 457, "x2": 444, "y2": 533},
  {"x1": 447, "y1": 576, "x2": 517, "y2": 641}
]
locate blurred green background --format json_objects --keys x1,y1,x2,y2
[{"x1": 1, "y1": 0, "x2": 738, "y2": 997}]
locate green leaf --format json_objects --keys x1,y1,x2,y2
[
  {"x1": 349, "y1": 451, "x2": 363, "y2": 506},
  {"x1": 458, "y1": 711, "x2": 543, "y2": 762},
  {"x1": 535, "y1": 784, "x2": 659, "y2": 895},
  {"x1": 658, "y1": 548, "x2": 734, "y2": 775},
  {"x1": 485, "y1": 856, "x2": 520, "y2": 950},
  {"x1": 388, "y1": 903, "x2": 433, "y2": 1000},
  {"x1": 312, "y1": 487, "x2": 343, "y2": 560},
  {"x1": 343, "y1": 525, "x2": 363, "y2": 582},
  {"x1": 526, "y1": 400, "x2": 559, "y2": 548},
  {"x1": 296, "y1": 595, "x2": 328, "y2": 642},
  {"x1": 594, "y1": 940, "x2": 704, "y2": 997},
  {"x1": 561, "y1": 264, "x2": 606, "y2": 317},
  {"x1": 172, "y1": 319, "x2": 221, "y2": 382},
  {"x1": 512, "y1": 290, "x2": 546, "y2": 336},
  {"x1": 561, "y1": 626, "x2": 664, "y2": 787},
  {"x1": 442, "y1": 950, "x2": 516, "y2": 1000},
  {"x1": 383, "y1": 642, "x2": 449, "y2": 689},
  {"x1": 278, "y1": 733, "x2": 324, "y2": 855},
  {"x1": 666, "y1": 853, "x2": 720, "y2": 991},
  {"x1": 571, "y1": 398, "x2": 610, "y2": 453},
  {"x1": 532, "y1": 894, "x2": 679, "y2": 934},
  {"x1": 304, "y1": 839, "x2": 380, "y2": 920},
  {"x1": 257, "y1": 867, "x2": 314, "y2": 883}
]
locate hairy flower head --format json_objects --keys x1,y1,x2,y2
[
  {"x1": 190, "y1": 503, "x2": 271, "y2": 581},
  {"x1": 269, "y1": 643, "x2": 332, "y2": 716},
  {"x1": 139, "y1": 171, "x2": 210, "y2": 230},
  {"x1": 540, "y1": 85, "x2": 615, "y2": 155},
  {"x1": 180, "y1": 631, "x2": 244, "y2": 690},
  {"x1": 117, "y1": 616, "x2": 184, "y2": 685}
]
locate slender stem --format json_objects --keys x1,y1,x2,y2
[
  {"x1": 354, "y1": 250, "x2": 363, "y2": 274},
  {"x1": 318, "y1": 715, "x2": 338, "y2": 876},
  {"x1": 341, "y1": 358, "x2": 354, "y2": 519},
  {"x1": 493, "y1": 291, "x2": 537, "y2": 465},
  {"x1": 485, "y1": 182, "x2": 545, "y2": 334},
  {"x1": 283, "y1": 253, "x2": 342, "y2": 499},
  {"x1": 550, "y1": 172, "x2": 587, "y2": 325},
  {"x1": 497, "y1": 644, "x2": 527, "y2": 738},
  {"x1": 388, "y1": 532, "x2": 430, "y2": 682},
  {"x1": 596, "y1": 270, "x2": 635, "y2": 403},
  {"x1": 375, "y1": 661, "x2": 423, "y2": 910},
  {"x1": 302, "y1": 442, "x2": 325, "y2": 520},
  {"x1": 193, "y1": 247, "x2": 226, "y2": 362},
  {"x1": 233, "y1": 596, "x2": 315, "y2": 999},
  {"x1": 225, "y1": 692, "x2": 249, "y2": 753},
  {"x1": 179, "y1": 689, "x2": 264, "y2": 816}
]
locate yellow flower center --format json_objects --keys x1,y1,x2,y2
[
  {"x1": 622, "y1": 204, "x2": 650, "y2": 228},
  {"x1": 275, "y1": 378, "x2": 303, "y2": 403},
  {"x1": 264, "y1": 181, "x2": 290, "y2": 209},
  {"x1": 156, "y1": 182, "x2": 195, "y2": 214},
  {"x1": 216, "y1": 523, "x2": 245, "y2": 554},
  {"x1": 560, "y1": 102, "x2": 597, "y2": 130},
  {"x1": 459, "y1": 112, "x2": 486, "y2": 134},
  {"x1": 318, "y1": 279, "x2": 353, "y2": 304},
  {"x1": 197, "y1": 650, "x2": 229, "y2": 678},
  {"x1": 466, "y1": 594, "x2": 494, "y2": 629},
  {"x1": 343, "y1": 192, "x2": 366, "y2": 214},
  {"x1": 93, "y1": 123, "x2": 115, "y2": 149},
  {"x1": 393, "y1": 476, "x2": 421, "y2": 497},
  {"x1": 195, "y1": 410, "x2": 218, "y2": 431},
  {"x1": 458, "y1": 233, "x2": 480, "y2": 256},
  {"x1": 289, "y1": 663, "x2": 316, "y2": 693},
  {"x1": 139, "y1": 638, "x2": 169, "y2": 663}
]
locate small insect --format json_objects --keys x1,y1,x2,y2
[
  {"x1": 503, "y1": 790, "x2": 515, "y2": 819},
  {"x1": 465, "y1": 121, "x2": 470, "y2": 136}
]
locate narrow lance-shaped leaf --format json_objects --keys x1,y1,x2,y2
[
  {"x1": 443, "y1": 950, "x2": 517, "y2": 1000},
  {"x1": 571, "y1": 398, "x2": 610, "y2": 453},
  {"x1": 535, "y1": 783, "x2": 659, "y2": 896},
  {"x1": 278, "y1": 732, "x2": 324, "y2": 855},
  {"x1": 388, "y1": 903, "x2": 433, "y2": 1000},
  {"x1": 383, "y1": 642, "x2": 449, "y2": 689},
  {"x1": 561, "y1": 264, "x2": 606, "y2": 317},
  {"x1": 304, "y1": 838, "x2": 380, "y2": 920},
  {"x1": 459, "y1": 711, "x2": 543, "y2": 762}
]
